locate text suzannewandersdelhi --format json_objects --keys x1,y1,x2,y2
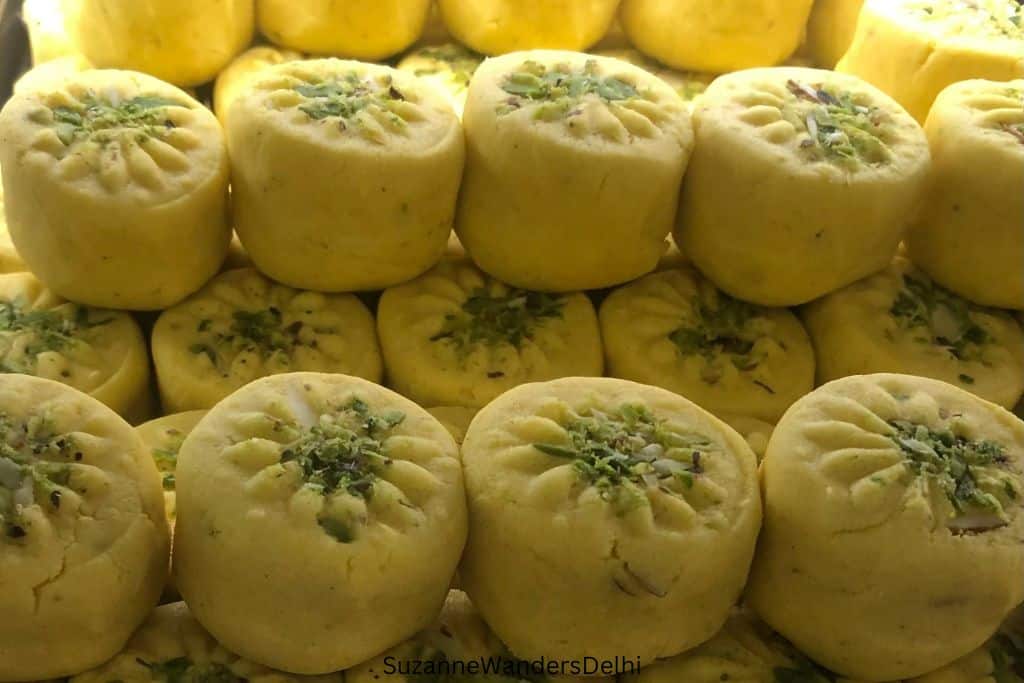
[{"x1": 382, "y1": 655, "x2": 643, "y2": 677}]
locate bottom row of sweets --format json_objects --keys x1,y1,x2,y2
[{"x1": 0, "y1": 370, "x2": 1021, "y2": 683}]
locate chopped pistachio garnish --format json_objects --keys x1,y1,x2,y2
[
  {"x1": 292, "y1": 72, "x2": 409, "y2": 142},
  {"x1": 187, "y1": 307, "x2": 333, "y2": 372},
  {"x1": 0, "y1": 299, "x2": 112, "y2": 374},
  {"x1": 889, "y1": 272, "x2": 992, "y2": 363},
  {"x1": 151, "y1": 428, "x2": 186, "y2": 492},
  {"x1": 888, "y1": 419, "x2": 1018, "y2": 530},
  {"x1": 48, "y1": 94, "x2": 185, "y2": 147},
  {"x1": 497, "y1": 59, "x2": 640, "y2": 120},
  {"x1": 0, "y1": 413, "x2": 76, "y2": 540},
  {"x1": 784, "y1": 80, "x2": 892, "y2": 168},
  {"x1": 533, "y1": 404, "x2": 712, "y2": 511},
  {"x1": 669, "y1": 290, "x2": 770, "y2": 383},
  {"x1": 277, "y1": 398, "x2": 403, "y2": 543},
  {"x1": 430, "y1": 287, "x2": 565, "y2": 357},
  {"x1": 675, "y1": 79, "x2": 710, "y2": 102},
  {"x1": 410, "y1": 44, "x2": 484, "y2": 90},
  {"x1": 139, "y1": 656, "x2": 244, "y2": 683},
  {"x1": 907, "y1": 0, "x2": 1023, "y2": 40},
  {"x1": 598, "y1": 50, "x2": 710, "y2": 102}
]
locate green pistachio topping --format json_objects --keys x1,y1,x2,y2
[
  {"x1": 675, "y1": 79, "x2": 709, "y2": 102},
  {"x1": 889, "y1": 272, "x2": 993, "y2": 364},
  {"x1": 410, "y1": 44, "x2": 484, "y2": 90},
  {"x1": 277, "y1": 398, "x2": 404, "y2": 543},
  {"x1": 139, "y1": 657, "x2": 244, "y2": 683},
  {"x1": 151, "y1": 428, "x2": 186, "y2": 492},
  {"x1": 888, "y1": 419, "x2": 1018, "y2": 530},
  {"x1": 497, "y1": 59, "x2": 640, "y2": 120},
  {"x1": 0, "y1": 413, "x2": 77, "y2": 540},
  {"x1": 785, "y1": 80, "x2": 892, "y2": 167},
  {"x1": 293, "y1": 73, "x2": 408, "y2": 141},
  {"x1": 187, "y1": 308, "x2": 334, "y2": 373},
  {"x1": 669, "y1": 290, "x2": 773, "y2": 386},
  {"x1": 48, "y1": 94, "x2": 185, "y2": 147},
  {"x1": 533, "y1": 404, "x2": 712, "y2": 511},
  {"x1": 430, "y1": 287, "x2": 565, "y2": 356},
  {"x1": 908, "y1": 0, "x2": 1023, "y2": 40},
  {"x1": 0, "y1": 299, "x2": 112, "y2": 373}
]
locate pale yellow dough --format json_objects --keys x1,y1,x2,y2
[
  {"x1": 397, "y1": 43, "x2": 484, "y2": 118},
  {"x1": 228, "y1": 59, "x2": 464, "y2": 292},
  {"x1": 70, "y1": 601, "x2": 343, "y2": 683},
  {"x1": 460, "y1": 377, "x2": 761, "y2": 666},
  {"x1": 377, "y1": 259, "x2": 603, "y2": 409},
  {"x1": 0, "y1": 69, "x2": 230, "y2": 310},
  {"x1": 747, "y1": 373, "x2": 1024, "y2": 680},
  {"x1": 599, "y1": 267, "x2": 815, "y2": 423},
  {"x1": 426, "y1": 406, "x2": 477, "y2": 444},
  {"x1": 909, "y1": 633, "x2": 1019, "y2": 683},
  {"x1": 806, "y1": 0, "x2": 865, "y2": 68},
  {"x1": 456, "y1": 50, "x2": 693, "y2": 291},
  {"x1": 718, "y1": 414, "x2": 776, "y2": 461},
  {"x1": 0, "y1": 272, "x2": 151, "y2": 423},
  {"x1": 438, "y1": 0, "x2": 619, "y2": 55},
  {"x1": 135, "y1": 411, "x2": 207, "y2": 527},
  {"x1": 23, "y1": 0, "x2": 79, "y2": 65},
  {"x1": 13, "y1": 54, "x2": 92, "y2": 95},
  {"x1": 152, "y1": 268, "x2": 382, "y2": 413},
  {"x1": 420, "y1": 1, "x2": 452, "y2": 44},
  {"x1": 593, "y1": 16, "x2": 630, "y2": 50},
  {"x1": 907, "y1": 79, "x2": 1024, "y2": 309},
  {"x1": 258, "y1": 0, "x2": 430, "y2": 59},
  {"x1": 173, "y1": 372, "x2": 466, "y2": 674},
  {"x1": 837, "y1": 0, "x2": 1024, "y2": 123},
  {"x1": 594, "y1": 48, "x2": 715, "y2": 103},
  {"x1": 0, "y1": 375, "x2": 169, "y2": 682},
  {"x1": 0, "y1": 169, "x2": 26, "y2": 274},
  {"x1": 619, "y1": 0, "x2": 814, "y2": 72},
  {"x1": 802, "y1": 256, "x2": 1024, "y2": 409},
  {"x1": 213, "y1": 46, "x2": 303, "y2": 126},
  {"x1": 74, "y1": 0, "x2": 254, "y2": 86},
  {"x1": 675, "y1": 66, "x2": 930, "y2": 306}
]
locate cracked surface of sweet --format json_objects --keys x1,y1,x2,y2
[
  {"x1": 153, "y1": 268, "x2": 381, "y2": 410},
  {"x1": 0, "y1": 274, "x2": 139, "y2": 395},
  {"x1": 22, "y1": 79, "x2": 216, "y2": 198},
  {"x1": 467, "y1": 386, "x2": 754, "y2": 534},
  {"x1": 955, "y1": 83, "x2": 1024, "y2": 144},
  {"x1": 493, "y1": 57, "x2": 686, "y2": 143},
  {"x1": 377, "y1": 260, "x2": 602, "y2": 408},
  {"x1": 729, "y1": 77, "x2": 903, "y2": 169},
  {"x1": 777, "y1": 376, "x2": 1022, "y2": 534},
  {"x1": 247, "y1": 60, "x2": 451, "y2": 147},
  {"x1": 184, "y1": 377, "x2": 458, "y2": 545}
]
